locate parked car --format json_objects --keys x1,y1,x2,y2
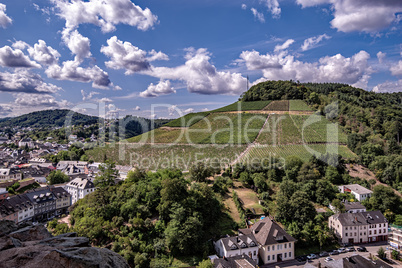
[
  {"x1": 338, "y1": 247, "x2": 347, "y2": 253},
  {"x1": 319, "y1": 251, "x2": 329, "y2": 257},
  {"x1": 342, "y1": 242, "x2": 352, "y2": 247},
  {"x1": 329, "y1": 250, "x2": 339, "y2": 255},
  {"x1": 357, "y1": 246, "x2": 367, "y2": 252},
  {"x1": 325, "y1": 257, "x2": 334, "y2": 262},
  {"x1": 346, "y1": 247, "x2": 356, "y2": 252},
  {"x1": 297, "y1": 255, "x2": 307, "y2": 262},
  {"x1": 307, "y1": 254, "x2": 317, "y2": 260}
]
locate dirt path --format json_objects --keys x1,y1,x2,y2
[
  {"x1": 223, "y1": 191, "x2": 241, "y2": 223},
  {"x1": 218, "y1": 110, "x2": 314, "y2": 115},
  {"x1": 346, "y1": 164, "x2": 402, "y2": 198}
]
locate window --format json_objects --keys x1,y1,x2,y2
[
  {"x1": 350, "y1": 233, "x2": 352, "y2": 236},
  {"x1": 267, "y1": 246, "x2": 270, "y2": 251},
  {"x1": 369, "y1": 231, "x2": 372, "y2": 235},
  {"x1": 267, "y1": 256, "x2": 270, "y2": 261},
  {"x1": 289, "y1": 252, "x2": 291, "y2": 257},
  {"x1": 346, "y1": 227, "x2": 348, "y2": 230},
  {"x1": 273, "y1": 255, "x2": 275, "y2": 260},
  {"x1": 253, "y1": 251, "x2": 256, "y2": 256},
  {"x1": 379, "y1": 229, "x2": 381, "y2": 234},
  {"x1": 285, "y1": 243, "x2": 287, "y2": 249},
  {"x1": 383, "y1": 229, "x2": 386, "y2": 233},
  {"x1": 289, "y1": 243, "x2": 291, "y2": 248},
  {"x1": 285, "y1": 253, "x2": 287, "y2": 258},
  {"x1": 346, "y1": 233, "x2": 348, "y2": 237},
  {"x1": 354, "y1": 232, "x2": 357, "y2": 236},
  {"x1": 374, "y1": 230, "x2": 376, "y2": 235}
]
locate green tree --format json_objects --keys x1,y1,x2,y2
[
  {"x1": 377, "y1": 247, "x2": 386, "y2": 259},
  {"x1": 369, "y1": 185, "x2": 401, "y2": 214},
  {"x1": 197, "y1": 260, "x2": 213, "y2": 268},
  {"x1": 46, "y1": 170, "x2": 69, "y2": 185},
  {"x1": 190, "y1": 162, "x2": 212, "y2": 183},
  {"x1": 252, "y1": 173, "x2": 268, "y2": 193},
  {"x1": 325, "y1": 166, "x2": 343, "y2": 184},
  {"x1": 331, "y1": 199, "x2": 345, "y2": 213},
  {"x1": 391, "y1": 250, "x2": 399, "y2": 260},
  {"x1": 94, "y1": 160, "x2": 118, "y2": 187}
]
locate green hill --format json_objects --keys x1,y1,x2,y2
[
  {"x1": 87, "y1": 81, "x2": 401, "y2": 179},
  {"x1": 0, "y1": 109, "x2": 99, "y2": 128}
]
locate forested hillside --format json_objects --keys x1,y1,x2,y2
[{"x1": 242, "y1": 80, "x2": 402, "y2": 192}]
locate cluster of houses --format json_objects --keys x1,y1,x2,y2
[{"x1": 209, "y1": 183, "x2": 396, "y2": 267}]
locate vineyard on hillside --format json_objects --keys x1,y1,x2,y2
[
  {"x1": 241, "y1": 144, "x2": 356, "y2": 164},
  {"x1": 128, "y1": 113, "x2": 268, "y2": 144},
  {"x1": 263, "y1": 100, "x2": 290, "y2": 111},
  {"x1": 289, "y1": 100, "x2": 312, "y2": 111},
  {"x1": 164, "y1": 111, "x2": 210, "y2": 127},
  {"x1": 212, "y1": 100, "x2": 272, "y2": 112},
  {"x1": 87, "y1": 143, "x2": 247, "y2": 170}
]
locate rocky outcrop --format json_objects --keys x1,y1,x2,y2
[{"x1": 0, "y1": 220, "x2": 130, "y2": 268}]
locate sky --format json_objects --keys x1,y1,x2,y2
[{"x1": 0, "y1": 0, "x2": 401, "y2": 119}]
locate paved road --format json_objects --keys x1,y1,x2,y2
[{"x1": 260, "y1": 242, "x2": 402, "y2": 268}]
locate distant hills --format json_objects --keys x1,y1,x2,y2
[{"x1": 0, "y1": 109, "x2": 99, "y2": 128}]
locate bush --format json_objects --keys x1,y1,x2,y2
[
  {"x1": 377, "y1": 247, "x2": 386, "y2": 259},
  {"x1": 391, "y1": 250, "x2": 399, "y2": 260},
  {"x1": 369, "y1": 179, "x2": 376, "y2": 185}
]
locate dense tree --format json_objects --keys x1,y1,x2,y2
[
  {"x1": 46, "y1": 170, "x2": 69, "y2": 185},
  {"x1": 189, "y1": 162, "x2": 212, "y2": 182},
  {"x1": 367, "y1": 185, "x2": 401, "y2": 214},
  {"x1": 94, "y1": 160, "x2": 119, "y2": 187}
]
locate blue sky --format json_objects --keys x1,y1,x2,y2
[{"x1": 0, "y1": 0, "x2": 401, "y2": 119}]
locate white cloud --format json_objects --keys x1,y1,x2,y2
[
  {"x1": 239, "y1": 49, "x2": 372, "y2": 88},
  {"x1": 62, "y1": 29, "x2": 91, "y2": 61},
  {"x1": 101, "y1": 36, "x2": 168, "y2": 75},
  {"x1": 99, "y1": 97, "x2": 113, "y2": 103},
  {"x1": 133, "y1": 106, "x2": 141, "y2": 111},
  {"x1": 274, "y1": 39, "x2": 295, "y2": 52},
  {"x1": 51, "y1": 0, "x2": 158, "y2": 33},
  {"x1": 202, "y1": 108, "x2": 209, "y2": 112},
  {"x1": 13, "y1": 93, "x2": 70, "y2": 107},
  {"x1": 372, "y1": 80, "x2": 402, "y2": 93},
  {"x1": 27, "y1": 40, "x2": 60, "y2": 65},
  {"x1": 12, "y1": 41, "x2": 29, "y2": 50},
  {"x1": 301, "y1": 34, "x2": 331, "y2": 51},
  {"x1": 390, "y1": 60, "x2": 402, "y2": 76},
  {"x1": 0, "y1": 3, "x2": 12, "y2": 29},
  {"x1": 101, "y1": 36, "x2": 150, "y2": 74},
  {"x1": 147, "y1": 49, "x2": 169, "y2": 62},
  {"x1": 242, "y1": 4, "x2": 247, "y2": 10},
  {"x1": 184, "y1": 108, "x2": 194, "y2": 114},
  {"x1": 139, "y1": 80, "x2": 175, "y2": 98},
  {"x1": 0, "y1": 70, "x2": 61, "y2": 94},
  {"x1": 376, "y1": 51, "x2": 386, "y2": 64},
  {"x1": 261, "y1": 0, "x2": 281, "y2": 18},
  {"x1": 0, "y1": 46, "x2": 41, "y2": 68},
  {"x1": 45, "y1": 59, "x2": 111, "y2": 89},
  {"x1": 251, "y1": 8, "x2": 265, "y2": 23},
  {"x1": 145, "y1": 48, "x2": 247, "y2": 95},
  {"x1": 150, "y1": 114, "x2": 157, "y2": 119},
  {"x1": 296, "y1": 0, "x2": 402, "y2": 33},
  {"x1": 81, "y1": 90, "x2": 100, "y2": 101}
]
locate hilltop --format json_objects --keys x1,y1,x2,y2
[{"x1": 0, "y1": 109, "x2": 98, "y2": 128}]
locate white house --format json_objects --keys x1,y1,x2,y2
[
  {"x1": 239, "y1": 217, "x2": 296, "y2": 264},
  {"x1": 329, "y1": 201, "x2": 366, "y2": 214},
  {"x1": 338, "y1": 184, "x2": 373, "y2": 201},
  {"x1": 64, "y1": 177, "x2": 95, "y2": 204},
  {"x1": 214, "y1": 234, "x2": 259, "y2": 263},
  {"x1": 329, "y1": 210, "x2": 388, "y2": 244},
  {"x1": 18, "y1": 138, "x2": 35, "y2": 149}
]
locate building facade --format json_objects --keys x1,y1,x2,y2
[
  {"x1": 338, "y1": 184, "x2": 372, "y2": 201},
  {"x1": 239, "y1": 217, "x2": 296, "y2": 265},
  {"x1": 388, "y1": 224, "x2": 402, "y2": 251},
  {"x1": 214, "y1": 234, "x2": 259, "y2": 263},
  {"x1": 64, "y1": 177, "x2": 95, "y2": 204},
  {"x1": 329, "y1": 211, "x2": 388, "y2": 244}
]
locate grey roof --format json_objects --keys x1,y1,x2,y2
[
  {"x1": 323, "y1": 254, "x2": 392, "y2": 268},
  {"x1": 333, "y1": 211, "x2": 387, "y2": 226},
  {"x1": 0, "y1": 194, "x2": 33, "y2": 217},
  {"x1": 67, "y1": 177, "x2": 95, "y2": 190},
  {"x1": 219, "y1": 234, "x2": 258, "y2": 252},
  {"x1": 213, "y1": 254, "x2": 257, "y2": 268},
  {"x1": 343, "y1": 201, "x2": 366, "y2": 211},
  {"x1": 341, "y1": 184, "x2": 373, "y2": 195},
  {"x1": 50, "y1": 187, "x2": 71, "y2": 199},
  {"x1": 239, "y1": 217, "x2": 296, "y2": 246},
  {"x1": 25, "y1": 186, "x2": 55, "y2": 204}
]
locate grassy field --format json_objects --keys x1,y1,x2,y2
[
  {"x1": 212, "y1": 101, "x2": 271, "y2": 112},
  {"x1": 86, "y1": 143, "x2": 247, "y2": 170},
  {"x1": 289, "y1": 100, "x2": 312, "y2": 111},
  {"x1": 164, "y1": 112, "x2": 210, "y2": 127},
  {"x1": 263, "y1": 100, "x2": 289, "y2": 111},
  {"x1": 127, "y1": 113, "x2": 268, "y2": 144},
  {"x1": 241, "y1": 144, "x2": 356, "y2": 164},
  {"x1": 235, "y1": 188, "x2": 265, "y2": 214}
]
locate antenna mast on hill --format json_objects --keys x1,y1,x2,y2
[{"x1": 247, "y1": 75, "x2": 249, "y2": 91}]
